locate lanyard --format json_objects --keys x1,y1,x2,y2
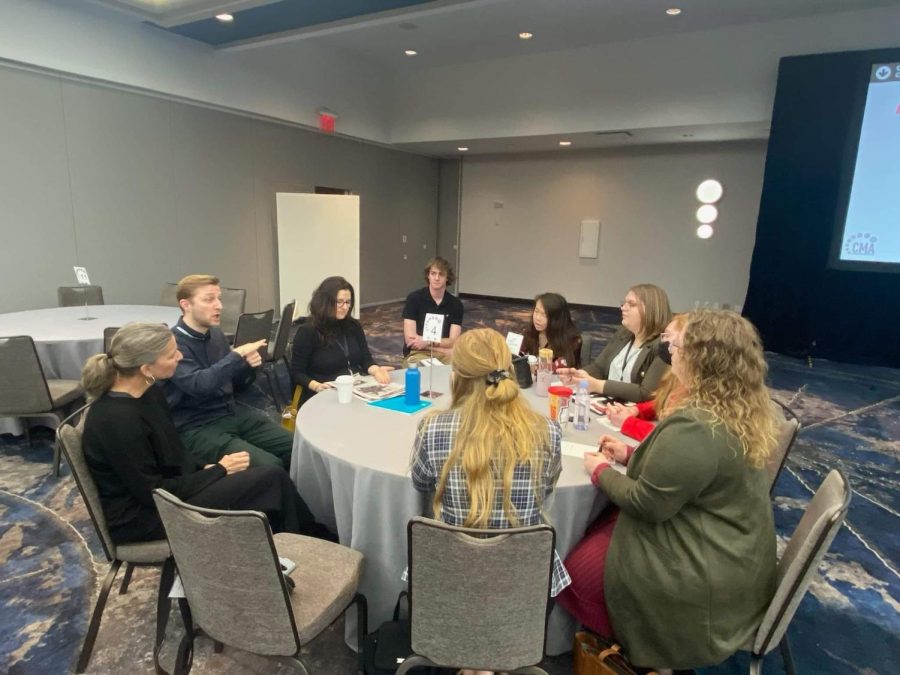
[{"x1": 337, "y1": 336, "x2": 354, "y2": 375}]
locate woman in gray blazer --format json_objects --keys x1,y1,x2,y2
[{"x1": 560, "y1": 283, "x2": 671, "y2": 402}]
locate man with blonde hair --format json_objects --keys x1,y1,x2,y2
[{"x1": 164, "y1": 274, "x2": 293, "y2": 469}]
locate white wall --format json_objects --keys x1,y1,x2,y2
[
  {"x1": 389, "y1": 5, "x2": 900, "y2": 143},
  {"x1": 458, "y1": 142, "x2": 767, "y2": 311},
  {"x1": 0, "y1": 0, "x2": 392, "y2": 142}
]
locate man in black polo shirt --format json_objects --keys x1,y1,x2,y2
[{"x1": 402, "y1": 256, "x2": 464, "y2": 365}]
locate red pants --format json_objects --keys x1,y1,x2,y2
[{"x1": 556, "y1": 508, "x2": 619, "y2": 637}]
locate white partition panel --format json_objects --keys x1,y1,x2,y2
[{"x1": 276, "y1": 193, "x2": 360, "y2": 319}]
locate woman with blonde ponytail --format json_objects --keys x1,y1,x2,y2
[
  {"x1": 82, "y1": 322, "x2": 328, "y2": 544},
  {"x1": 410, "y1": 329, "x2": 570, "y2": 602}
]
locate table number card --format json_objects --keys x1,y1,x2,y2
[
  {"x1": 506, "y1": 331, "x2": 524, "y2": 355},
  {"x1": 73, "y1": 267, "x2": 91, "y2": 286},
  {"x1": 422, "y1": 313, "x2": 445, "y2": 343}
]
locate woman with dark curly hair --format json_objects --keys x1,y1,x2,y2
[{"x1": 290, "y1": 276, "x2": 392, "y2": 405}]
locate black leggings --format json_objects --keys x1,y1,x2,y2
[{"x1": 112, "y1": 466, "x2": 327, "y2": 543}]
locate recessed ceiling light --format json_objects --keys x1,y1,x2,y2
[
  {"x1": 404, "y1": 49, "x2": 418, "y2": 56},
  {"x1": 457, "y1": 147, "x2": 469, "y2": 152},
  {"x1": 215, "y1": 13, "x2": 234, "y2": 22},
  {"x1": 559, "y1": 140, "x2": 572, "y2": 147},
  {"x1": 666, "y1": 8, "x2": 682, "y2": 16},
  {"x1": 518, "y1": 32, "x2": 534, "y2": 40},
  {"x1": 696, "y1": 224, "x2": 715, "y2": 239}
]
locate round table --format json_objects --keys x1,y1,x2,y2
[
  {"x1": 289, "y1": 365, "x2": 629, "y2": 655},
  {"x1": 0, "y1": 304, "x2": 181, "y2": 379},
  {"x1": 0, "y1": 305, "x2": 180, "y2": 435}
]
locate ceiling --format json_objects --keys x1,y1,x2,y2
[
  {"x1": 83, "y1": 0, "x2": 900, "y2": 154},
  {"x1": 92, "y1": 0, "x2": 900, "y2": 65}
]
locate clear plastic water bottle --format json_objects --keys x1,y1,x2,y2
[
  {"x1": 573, "y1": 379, "x2": 590, "y2": 431},
  {"x1": 405, "y1": 363, "x2": 421, "y2": 406}
]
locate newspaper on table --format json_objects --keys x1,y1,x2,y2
[{"x1": 347, "y1": 374, "x2": 405, "y2": 402}]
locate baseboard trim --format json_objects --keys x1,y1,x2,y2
[
  {"x1": 361, "y1": 298, "x2": 405, "y2": 308},
  {"x1": 458, "y1": 292, "x2": 618, "y2": 313}
]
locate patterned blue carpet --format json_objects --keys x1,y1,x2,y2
[{"x1": 0, "y1": 298, "x2": 897, "y2": 673}]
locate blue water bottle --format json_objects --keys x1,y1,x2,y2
[{"x1": 405, "y1": 363, "x2": 421, "y2": 406}]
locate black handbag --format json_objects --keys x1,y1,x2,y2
[
  {"x1": 512, "y1": 354, "x2": 533, "y2": 389},
  {"x1": 364, "y1": 592, "x2": 440, "y2": 674}
]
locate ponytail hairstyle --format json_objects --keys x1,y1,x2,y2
[
  {"x1": 432, "y1": 328, "x2": 550, "y2": 528},
  {"x1": 81, "y1": 322, "x2": 172, "y2": 400}
]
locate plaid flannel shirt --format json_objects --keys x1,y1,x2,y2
[{"x1": 411, "y1": 409, "x2": 571, "y2": 596}]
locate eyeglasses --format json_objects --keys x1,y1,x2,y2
[{"x1": 335, "y1": 299, "x2": 352, "y2": 307}]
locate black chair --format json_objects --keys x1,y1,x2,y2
[
  {"x1": 0, "y1": 335, "x2": 84, "y2": 475},
  {"x1": 233, "y1": 309, "x2": 274, "y2": 359},
  {"x1": 58, "y1": 285, "x2": 104, "y2": 307},
  {"x1": 261, "y1": 301, "x2": 296, "y2": 408},
  {"x1": 57, "y1": 410, "x2": 172, "y2": 673},
  {"x1": 769, "y1": 399, "x2": 801, "y2": 496}
]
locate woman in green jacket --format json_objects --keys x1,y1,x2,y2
[{"x1": 558, "y1": 310, "x2": 778, "y2": 670}]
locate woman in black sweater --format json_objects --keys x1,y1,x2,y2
[
  {"x1": 81, "y1": 322, "x2": 328, "y2": 544},
  {"x1": 290, "y1": 276, "x2": 392, "y2": 405}
]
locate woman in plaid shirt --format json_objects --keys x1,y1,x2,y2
[{"x1": 411, "y1": 328, "x2": 571, "y2": 600}]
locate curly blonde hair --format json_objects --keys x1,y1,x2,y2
[
  {"x1": 429, "y1": 328, "x2": 550, "y2": 528},
  {"x1": 678, "y1": 310, "x2": 777, "y2": 469}
]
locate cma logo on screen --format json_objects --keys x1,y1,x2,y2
[{"x1": 845, "y1": 233, "x2": 878, "y2": 256}]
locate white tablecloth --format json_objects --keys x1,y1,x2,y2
[
  {"x1": 289, "y1": 365, "x2": 629, "y2": 655},
  {"x1": 0, "y1": 305, "x2": 180, "y2": 434}
]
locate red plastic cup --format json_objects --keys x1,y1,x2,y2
[{"x1": 548, "y1": 385, "x2": 573, "y2": 422}]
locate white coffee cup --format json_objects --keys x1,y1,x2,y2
[{"x1": 335, "y1": 375, "x2": 354, "y2": 404}]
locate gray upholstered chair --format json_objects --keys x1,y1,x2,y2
[
  {"x1": 58, "y1": 285, "x2": 104, "y2": 306},
  {"x1": 233, "y1": 309, "x2": 274, "y2": 359},
  {"x1": 57, "y1": 413, "x2": 173, "y2": 674},
  {"x1": 748, "y1": 469, "x2": 851, "y2": 675},
  {"x1": 397, "y1": 516, "x2": 554, "y2": 675},
  {"x1": 152, "y1": 489, "x2": 367, "y2": 674},
  {"x1": 262, "y1": 301, "x2": 296, "y2": 408},
  {"x1": 0, "y1": 335, "x2": 84, "y2": 475},
  {"x1": 160, "y1": 282, "x2": 179, "y2": 307},
  {"x1": 768, "y1": 399, "x2": 801, "y2": 495},
  {"x1": 219, "y1": 286, "x2": 247, "y2": 340}
]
